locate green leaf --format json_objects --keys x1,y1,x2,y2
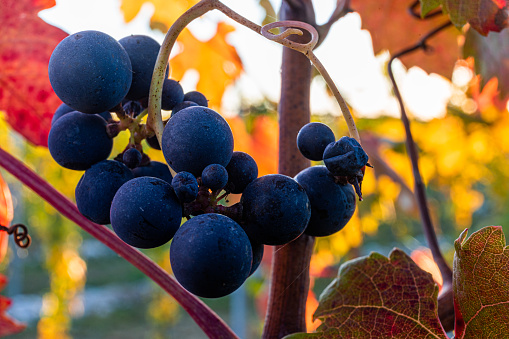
[
  {"x1": 453, "y1": 226, "x2": 509, "y2": 339},
  {"x1": 302, "y1": 249, "x2": 448, "y2": 339},
  {"x1": 463, "y1": 27, "x2": 509, "y2": 99},
  {"x1": 420, "y1": 0, "x2": 442, "y2": 17}
]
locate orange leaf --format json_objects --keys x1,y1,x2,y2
[
  {"x1": 0, "y1": 173, "x2": 13, "y2": 264},
  {"x1": 351, "y1": 0, "x2": 460, "y2": 76},
  {"x1": 0, "y1": 0, "x2": 68, "y2": 146},
  {"x1": 170, "y1": 23, "x2": 243, "y2": 108}
]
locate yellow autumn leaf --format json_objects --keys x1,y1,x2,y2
[
  {"x1": 170, "y1": 23, "x2": 243, "y2": 108},
  {"x1": 120, "y1": 0, "x2": 243, "y2": 109},
  {"x1": 120, "y1": 0, "x2": 199, "y2": 32}
]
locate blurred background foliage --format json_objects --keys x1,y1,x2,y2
[{"x1": 1, "y1": 0, "x2": 509, "y2": 338}]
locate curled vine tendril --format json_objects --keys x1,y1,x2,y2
[
  {"x1": 261, "y1": 20, "x2": 318, "y2": 54},
  {"x1": 0, "y1": 224, "x2": 31, "y2": 248},
  {"x1": 261, "y1": 20, "x2": 360, "y2": 143}
]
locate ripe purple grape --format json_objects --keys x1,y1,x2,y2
[
  {"x1": 183, "y1": 91, "x2": 208, "y2": 107},
  {"x1": 201, "y1": 164, "x2": 228, "y2": 191},
  {"x1": 48, "y1": 111, "x2": 113, "y2": 170},
  {"x1": 122, "y1": 148, "x2": 142, "y2": 169},
  {"x1": 241, "y1": 174, "x2": 311, "y2": 245},
  {"x1": 48, "y1": 30, "x2": 132, "y2": 113},
  {"x1": 297, "y1": 122, "x2": 335, "y2": 161},
  {"x1": 225, "y1": 151, "x2": 258, "y2": 194},
  {"x1": 295, "y1": 166, "x2": 356, "y2": 236},
  {"x1": 118, "y1": 35, "x2": 162, "y2": 101},
  {"x1": 110, "y1": 177, "x2": 182, "y2": 249},
  {"x1": 161, "y1": 79, "x2": 184, "y2": 110},
  {"x1": 75, "y1": 160, "x2": 134, "y2": 225},
  {"x1": 170, "y1": 213, "x2": 252, "y2": 298},
  {"x1": 162, "y1": 106, "x2": 234, "y2": 177}
]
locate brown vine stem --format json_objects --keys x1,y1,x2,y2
[
  {"x1": 387, "y1": 20, "x2": 454, "y2": 285},
  {"x1": 0, "y1": 147, "x2": 238, "y2": 339}
]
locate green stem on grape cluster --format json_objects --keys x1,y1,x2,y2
[{"x1": 0, "y1": 147, "x2": 239, "y2": 339}]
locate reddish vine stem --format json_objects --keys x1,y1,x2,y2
[
  {"x1": 387, "y1": 20, "x2": 453, "y2": 285},
  {"x1": 0, "y1": 147, "x2": 238, "y2": 339},
  {"x1": 262, "y1": 1, "x2": 315, "y2": 338}
]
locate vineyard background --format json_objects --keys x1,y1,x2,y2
[{"x1": 1, "y1": 0, "x2": 509, "y2": 338}]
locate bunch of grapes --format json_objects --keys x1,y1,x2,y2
[{"x1": 47, "y1": 30, "x2": 367, "y2": 298}]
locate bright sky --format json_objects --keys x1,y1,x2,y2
[{"x1": 40, "y1": 0, "x2": 455, "y2": 121}]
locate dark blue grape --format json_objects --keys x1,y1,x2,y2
[
  {"x1": 162, "y1": 106, "x2": 234, "y2": 177},
  {"x1": 171, "y1": 101, "x2": 198, "y2": 116},
  {"x1": 249, "y1": 241, "x2": 264, "y2": 276},
  {"x1": 161, "y1": 79, "x2": 184, "y2": 110},
  {"x1": 225, "y1": 151, "x2": 258, "y2": 194},
  {"x1": 145, "y1": 134, "x2": 161, "y2": 150},
  {"x1": 48, "y1": 111, "x2": 113, "y2": 170},
  {"x1": 48, "y1": 30, "x2": 132, "y2": 113},
  {"x1": 170, "y1": 213, "x2": 252, "y2": 298},
  {"x1": 241, "y1": 174, "x2": 311, "y2": 245},
  {"x1": 118, "y1": 35, "x2": 161, "y2": 101},
  {"x1": 171, "y1": 172, "x2": 199, "y2": 203},
  {"x1": 122, "y1": 148, "x2": 142, "y2": 169},
  {"x1": 201, "y1": 164, "x2": 228, "y2": 191},
  {"x1": 297, "y1": 122, "x2": 335, "y2": 161},
  {"x1": 75, "y1": 160, "x2": 134, "y2": 224},
  {"x1": 122, "y1": 100, "x2": 143, "y2": 117},
  {"x1": 183, "y1": 91, "x2": 208, "y2": 107},
  {"x1": 323, "y1": 137, "x2": 369, "y2": 176},
  {"x1": 131, "y1": 161, "x2": 173, "y2": 183},
  {"x1": 110, "y1": 177, "x2": 182, "y2": 249},
  {"x1": 295, "y1": 166, "x2": 356, "y2": 236},
  {"x1": 52, "y1": 104, "x2": 112, "y2": 125},
  {"x1": 51, "y1": 103, "x2": 73, "y2": 125}
]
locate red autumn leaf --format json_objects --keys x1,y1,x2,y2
[
  {"x1": 0, "y1": 0, "x2": 68, "y2": 146},
  {"x1": 285, "y1": 249, "x2": 448, "y2": 338},
  {"x1": 350, "y1": 0, "x2": 460, "y2": 77},
  {"x1": 453, "y1": 226, "x2": 509, "y2": 338},
  {"x1": 422, "y1": 0, "x2": 509, "y2": 35},
  {"x1": 0, "y1": 275, "x2": 26, "y2": 337}
]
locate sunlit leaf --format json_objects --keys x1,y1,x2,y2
[
  {"x1": 0, "y1": 0, "x2": 68, "y2": 146},
  {"x1": 170, "y1": 23, "x2": 243, "y2": 108},
  {"x1": 453, "y1": 226, "x2": 509, "y2": 338},
  {"x1": 351, "y1": 0, "x2": 460, "y2": 76},
  {"x1": 422, "y1": 0, "x2": 509, "y2": 35},
  {"x1": 286, "y1": 249, "x2": 448, "y2": 338},
  {"x1": 120, "y1": 0, "x2": 243, "y2": 108},
  {"x1": 464, "y1": 27, "x2": 509, "y2": 99},
  {"x1": 121, "y1": 0, "x2": 199, "y2": 32}
]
